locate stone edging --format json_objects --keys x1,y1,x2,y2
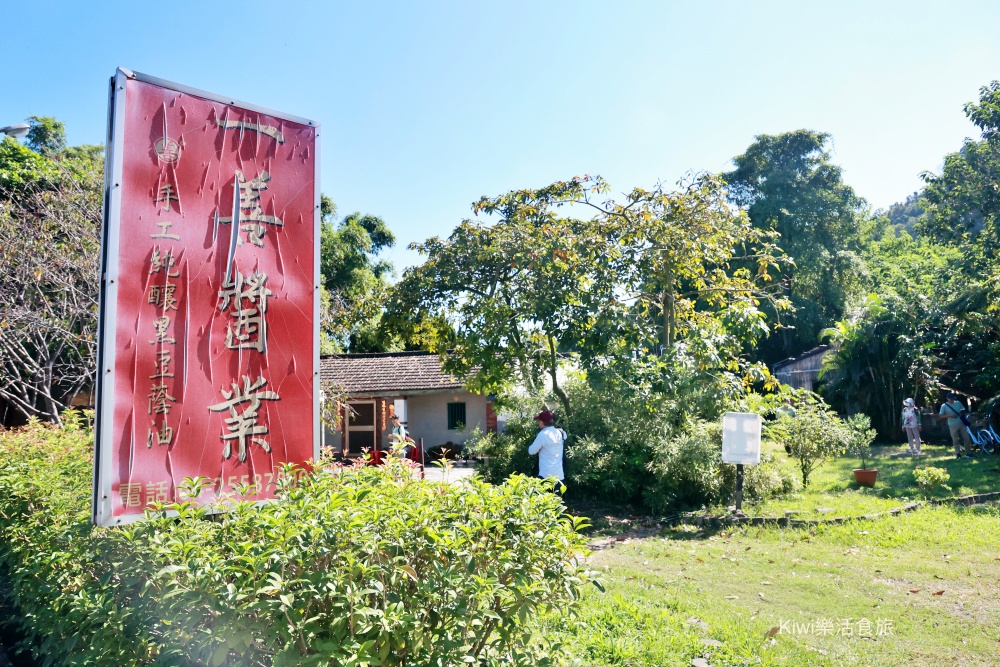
[{"x1": 667, "y1": 490, "x2": 1000, "y2": 530}]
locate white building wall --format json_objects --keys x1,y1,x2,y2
[{"x1": 405, "y1": 390, "x2": 488, "y2": 450}]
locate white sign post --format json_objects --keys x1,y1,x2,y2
[{"x1": 722, "y1": 412, "x2": 762, "y2": 515}]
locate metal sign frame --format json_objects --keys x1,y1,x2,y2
[{"x1": 93, "y1": 68, "x2": 321, "y2": 526}]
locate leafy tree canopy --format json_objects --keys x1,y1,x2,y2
[
  {"x1": 319, "y1": 199, "x2": 399, "y2": 353},
  {"x1": 882, "y1": 191, "x2": 924, "y2": 237},
  {"x1": 391, "y1": 175, "x2": 789, "y2": 414},
  {"x1": 920, "y1": 81, "x2": 1000, "y2": 272},
  {"x1": 0, "y1": 136, "x2": 59, "y2": 193},
  {"x1": 390, "y1": 178, "x2": 626, "y2": 413},
  {"x1": 725, "y1": 130, "x2": 873, "y2": 362},
  {"x1": 25, "y1": 116, "x2": 67, "y2": 155}
]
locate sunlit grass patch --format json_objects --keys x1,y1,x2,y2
[
  {"x1": 555, "y1": 505, "x2": 1000, "y2": 666},
  {"x1": 715, "y1": 441, "x2": 1000, "y2": 518}
]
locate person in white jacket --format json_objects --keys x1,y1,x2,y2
[{"x1": 528, "y1": 410, "x2": 565, "y2": 481}]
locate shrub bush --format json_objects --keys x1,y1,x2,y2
[
  {"x1": 644, "y1": 421, "x2": 796, "y2": 514},
  {"x1": 473, "y1": 383, "x2": 796, "y2": 514},
  {"x1": 913, "y1": 465, "x2": 951, "y2": 495},
  {"x1": 465, "y1": 402, "x2": 540, "y2": 484},
  {"x1": 0, "y1": 417, "x2": 596, "y2": 666},
  {"x1": 764, "y1": 390, "x2": 851, "y2": 486}
]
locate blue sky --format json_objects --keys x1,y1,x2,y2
[{"x1": 3, "y1": 1, "x2": 999, "y2": 270}]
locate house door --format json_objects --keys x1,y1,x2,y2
[{"x1": 345, "y1": 400, "x2": 377, "y2": 455}]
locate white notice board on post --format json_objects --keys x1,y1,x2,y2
[{"x1": 722, "y1": 412, "x2": 761, "y2": 465}]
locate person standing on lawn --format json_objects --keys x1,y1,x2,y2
[
  {"x1": 528, "y1": 410, "x2": 565, "y2": 482},
  {"x1": 901, "y1": 398, "x2": 922, "y2": 455},
  {"x1": 940, "y1": 393, "x2": 973, "y2": 458}
]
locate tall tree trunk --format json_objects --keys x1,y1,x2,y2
[{"x1": 548, "y1": 335, "x2": 570, "y2": 416}]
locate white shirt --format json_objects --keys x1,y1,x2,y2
[{"x1": 528, "y1": 426, "x2": 565, "y2": 480}]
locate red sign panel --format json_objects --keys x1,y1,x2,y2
[{"x1": 94, "y1": 69, "x2": 319, "y2": 526}]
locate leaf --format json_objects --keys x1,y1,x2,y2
[
  {"x1": 766, "y1": 626, "x2": 780, "y2": 638},
  {"x1": 932, "y1": 590, "x2": 945, "y2": 596},
  {"x1": 908, "y1": 589, "x2": 921, "y2": 594},
  {"x1": 210, "y1": 643, "x2": 229, "y2": 667}
]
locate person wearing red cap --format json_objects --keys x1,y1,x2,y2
[{"x1": 528, "y1": 410, "x2": 565, "y2": 481}]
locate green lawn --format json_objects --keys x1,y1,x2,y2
[
  {"x1": 552, "y1": 504, "x2": 1000, "y2": 666},
  {"x1": 722, "y1": 441, "x2": 1000, "y2": 518},
  {"x1": 549, "y1": 446, "x2": 1000, "y2": 666}
]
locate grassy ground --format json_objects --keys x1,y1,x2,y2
[
  {"x1": 721, "y1": 441, "x2": 1000, "y2": 517},
  {"x1": 553, "y1": 504, "x2": 1000, "y2": 666},
  {"x1": 549, "y1": 444, "x2": 1000, "y2": 666}
]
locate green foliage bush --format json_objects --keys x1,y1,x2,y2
[
  {"x1": 0, "y1": 416, "x2": 596, "y2": 666},
  {"x1": 466, "y1": 397, "x2": 541, "y2": 484},
  {"x1": 473, "y1": 381, "x2": 795, "y2": 513},
  {"x1": 763, "y1": 390, "x2": 851, "y2": 487},
  {"x1": 643, "y1": 422, "x2": 796, "y2": 514},
  {"x1": 913, "y1": 465, "x2": 951, "y2": 495},
  {"x1": 843, "y1": 413, "x2": 878, "y2": 470}
]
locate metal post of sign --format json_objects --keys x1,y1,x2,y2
[{"x1": 735, "y1": 463, "x2": 744, "y2": 515}]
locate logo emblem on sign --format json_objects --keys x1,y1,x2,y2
[{"x1": 154, "y1": 137, "x2": 182, "y2": 164}]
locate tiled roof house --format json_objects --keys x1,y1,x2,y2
[{"x1": 320, "y1": 352, "x2": 496, "y2": 455}]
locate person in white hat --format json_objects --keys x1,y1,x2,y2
[{"x1": 901, "y1": 398, "x2": 922, "y2": 455}]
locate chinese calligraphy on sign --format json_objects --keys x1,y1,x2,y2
[
  {"x1": 209, "y1": 375, "x2": 281, "y2": 462},
  {"x1": 217, "y1": 170, "x2": 284, "y2": 247},
  {"x1": 94, "y1": 69, "x2": 318, "y2": 528},
  {"x1": 218, "y1": 270, "x2": 271, "y2": 352},
  {"x1": 215, "y1": 116, "x2": 286, "y2": 143}
]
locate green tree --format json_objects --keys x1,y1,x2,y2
[
  {"x1": 1, "y1": 116, "x2": 99, "y2": 197},
  {"x1": 816, "y1": 231, "x2": 993, "y2": 438},
  {"x1": 725, "y1": 130, "x2": 872, "y2": 362},
  {"x1": 392, "y1": 175, "x2": 789, "y2": 415},
  {"x1": 25, "y1": 116, "x2": 67, "y2": 155},
  {"x1": 391, "y1": 178, "x2": 626, "y2": 414},
  {"x1": 611, "y1": 174, "x2": 790, "y2": 353},
  {"x1": 911, "y1": 81, "x2": 1000, "y2": 399},
  {"x1": 765, "y1": 389, "x2": 848, "y2": 487},
  {"x1": 884, "y1": 192, "x2": 924, "y2": 237},
  {"x1": 0, "y1": 136, "x2": 58, "y2": 193},
  {"x1": 0, "y1": 158, "x2": 102, "y2": 422},
  {"x1": 319, "y1": 197, "x2": 398, "y2": 353},
  {"x1": 920, "y1": 81, "x2": 1000, "y2": 273}
]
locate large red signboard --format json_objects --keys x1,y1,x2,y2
[{"x1": 94, "y1": 69, "x2": 320, "y2": 526}]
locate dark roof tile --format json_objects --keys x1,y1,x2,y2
[{"x1": 320, "y1": 352, "x2": 465, "y2": 394}]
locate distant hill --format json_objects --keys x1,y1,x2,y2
[{"x1": 883, "y1": 191, "x2": 924, "y2": 237}]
